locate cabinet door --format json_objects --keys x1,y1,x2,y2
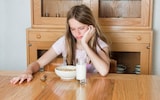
[
  {"x1": 107, "y1": 31, "x2": 152, "y2": 74},
  {"x1": 32, "y1": 0, "x2": 91, "y2": 28},
  {"x1": 111, "y1": 43, "x2": 150, "y2": 74},
  {"x1": 27, "y1": 42, "x2": 52, "y2": 64},
  {"x1": 27, "y1": 42, "x2": 63, "y2": 71},
  {"x1": 92, "y1": 0, "x2": 153, "y2": 29},
  {"x1": 26, "y1": 28, "x2": 64, "y2": 71}
]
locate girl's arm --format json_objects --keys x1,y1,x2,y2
[
  {"x1": 26, "y1": 47, "x2": 58, "y2": 74},
  {"x1": 10, "y1": 47, "x2": 58, "y2": 84},
  {"x1": 81, "y1": 26, "x2": 110, "y2": 76},
  {"x1": 82, "y1": 43, "x2": 110, "y2": 76},
  {"x1": 37, "y1": 48, "x2": 58, "y2": 69}
]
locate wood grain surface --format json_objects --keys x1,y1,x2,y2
[{"x1": 0, "y1": 71, "x2": 160, "y2": 100}]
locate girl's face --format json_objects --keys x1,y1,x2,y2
[{"x1": 69, "y1": 18, "x2": 89, "y2": 41}]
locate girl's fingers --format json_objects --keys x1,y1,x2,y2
[
  {"x1": 89, "y1": 25, "x2": 95, "y2": 34},
  {"x1": 10, "y1": 74, "x2": 33, "y2": 84},
  {"x1": 19, "y1": 78, "x2": 25, "y2": 84},
  {"x1": 10, "y1": 77, "x2": 20, "y2": 84},
  {"x1": 27, "y1": 75, "x2": 33, "y2": 82}
]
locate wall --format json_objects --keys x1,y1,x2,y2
[
  {"x1": 0, "y1": 0, "x2": 160, "y2": 75},
  {"x1": 153, "y1": 0, "x2": 160, "y2": 75},
  {"x1": 0, "y1": 0, "x2": 6, "y2": 68},
  {"x1": 0, "y1": 0, "x2": 31, "y2": 70}
]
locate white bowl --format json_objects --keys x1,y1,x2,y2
[{"x1": 55, "y1": 65, "x2": 76, "y2": 80}]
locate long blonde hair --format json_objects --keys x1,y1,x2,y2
[{"x1": 65, "y1": 4, "x2": 109, "y2": 65}]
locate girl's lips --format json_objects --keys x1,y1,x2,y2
[{"x1": 76, "y1": 36, "x2": 83, "y2": 39}]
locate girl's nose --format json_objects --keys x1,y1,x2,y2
[{"x1": 77, "y1": 29, "x2": 81, "y2": 35}]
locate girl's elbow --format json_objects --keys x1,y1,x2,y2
[{"x1": 99, "y1": 69, "x2": 109, "y2": 76}]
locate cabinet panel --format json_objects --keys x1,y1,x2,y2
[
  {"x1": 96, "y1": 0, "x2": 153, "y2": 29},
  {"x1": 107, "y1": 30, "x2": 152, "y2": 74},
  {"x1": 28, "y1": 31, "x2": 64, "y2": 41},
  {"x1": 26, "y1": 28, "x2": 64, "y2": 71},
  {"x1": 28, "y1": 42, "x2": 52, "y2": 63},
  {"x1": 42, "y1": 0, "x2": 85, "y2": 17},
  {"x1": 108, "y1": 31, "x2": 151, "y2": 43},
  {"x1": 27, "y1": 42, "x2": 63, "y2": 71},
  {"x1": 99, "y1": 0, "x2": 141, "y2": 18},
  {"x1": 111, "y1": 43, "x2": 150, "y2": 74},
  {"x1": 31, "y1": 0, "x2": 153, "y2": 29},
  {"x1": 32, "y1": 0, "x2": 91, "y2": 28}
]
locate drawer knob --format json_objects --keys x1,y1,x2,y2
[
  {"x1": 36, "y1": 34, "x2": 41, "y2": 39},
  {"x1": 146, "y1": 46, "x2": 150, "y2": 49},
  {"x1": 28, "y1": 43, "x2": 32, "y2": 47},
  {"x1": 136, "y1": 36, "x2": 142, "y2": 41}
]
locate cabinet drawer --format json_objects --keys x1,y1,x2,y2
[
  {"x1": 108, "y1": 32, "x2": 151, "y2": 43},
  {"x1": 28, "y1": 31, "x2": 64, "y2": 41}
]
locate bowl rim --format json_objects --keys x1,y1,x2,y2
[{"x1": 55, "y1": 65, "x2": 76, "y2": 71}]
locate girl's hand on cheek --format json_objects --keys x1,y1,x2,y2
[{"x1": 81, "y1": 25, "x2": 95, "y2": 44}]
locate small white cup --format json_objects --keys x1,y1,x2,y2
[
  {"x1": 135, "y1": 65, "x2": 141, "y2": 74},
  {"x1": 116, "y1": 64, "x2": 127, "y2": 74}
]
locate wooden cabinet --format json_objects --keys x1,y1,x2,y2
[
  {"x1": 31, "y1": 0, "x2": 153, "y2": 29},
  {"x1": 27, "y1": 0, "x2": 153, "y2": 74}
]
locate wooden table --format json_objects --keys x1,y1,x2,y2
[{"x1": 0, "y1": 71, "x2": 160, "y2": 100}]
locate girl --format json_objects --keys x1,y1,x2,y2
[{"x1": 10, "y1": 4, "x2": 111, "y2": 84}]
